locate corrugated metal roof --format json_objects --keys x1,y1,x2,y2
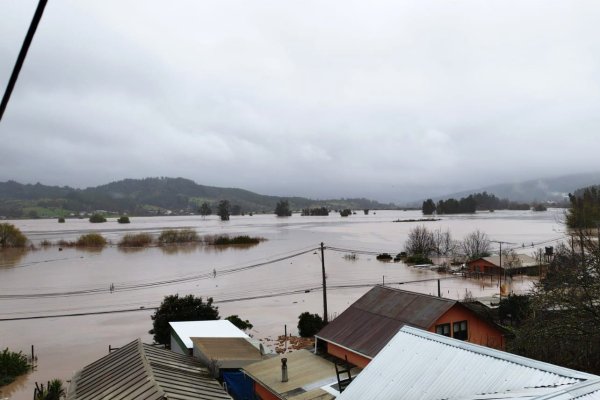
[
  {"x1": 533, "y1": 379, "x2": 600, "y2": 400},
  {"x1": 170, "y1": 320, "x2": 249, "y2": 349},
  {"x1": 478, "y1": 254, "x2": 539, "y2": 269},
  {"x1": 316, "y1": 286, "x2": 456, "y2": 357},
  {"x1": 243, "y1": 349, "x2": 338, "y2": 399},
  {"x1": 192, "y1": 337, "x2": 262, "y2": 361},
  {"x1": 337, "y1": 326, "x2": 598, "y2": 400},
  {"x1": 67, "y1": 339, "x2": 232, "y2": 400}
]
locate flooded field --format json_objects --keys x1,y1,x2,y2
[{"x1": 0, "y1": 209, "x2": 566, "y2": 399}]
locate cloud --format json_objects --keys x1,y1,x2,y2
[{"x1": 1, "y1": 0, "x2": 600, "y2": 202}]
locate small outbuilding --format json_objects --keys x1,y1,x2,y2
[
  {"x1": 467, "y1": 253, "x2": 542, "y2": 275},
  {"x1": 169, "y1": 320, "x2": 252, "y2": 355}
]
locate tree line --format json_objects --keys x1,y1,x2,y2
[{"x1": 422, "y1": 192, "x2": 533, "y2": 215}]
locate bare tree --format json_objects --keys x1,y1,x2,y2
[
  {"x1": 405, "y1": 226, "x2": 435, "y2": 257},
  {"x1": 433, "y1": 228, "x2": 457, "y2": 256},
  {"x1": 461, "y1": 230, "x2": 491, "y2": 261}
]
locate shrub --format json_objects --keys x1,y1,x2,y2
[
  {"x1": 157, "y1": 229, "x2": 199, "y2": 245},
  {"x1": 119, "y1": 233, "x2": 153, "y2": 247},
  {"x1": 0, "y1": 347, "x2": 30, "y2": 386},
  {"x1": 376, "y1": 253, "x2": 393, "y2": 261},
  {"x1": 297, "y1": 312, "x2": 326, "y2": 337},
  {"x1": 226, "y1": 315, "x2": 254, "y2": 331},
  {"x1": 76, "y1": 233, "x2": 107, "y2": 247},
  {"x1": 117, "y1": 216, "x2": 130, "y2": 224},
  {"x1": 58, "y1": 217, "x2": 65, "y2": 223},
  {"x1": 89, "y1": 213, "x2": 107, "y2": 223},
  {"x1": 40, "y1": 240, "x2": 52, "y2": 247},
  {"x1": 0, "y1": 223, "x2": 27, "y2": 248},
  {"x1": 339, "y1": 209, "x2": 352, "y2": 217},
  {"x1": 405, "y1": 255, "x2": 433, "y2": 264}
]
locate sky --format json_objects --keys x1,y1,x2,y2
[{"x1": 1, "y1": 1, "x2": 600, "y2": 203}]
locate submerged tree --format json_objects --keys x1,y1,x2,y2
[
  {"x1": 217, "y1": 200, "x2": 230, "y2": 221},
  {"x1": 199, "y1": 202, "x2": 212, "y2": 217},
  {"x1": 461, "y1": 230, "x2": 491, "y2": 260},
  {"x1": 275, "y1": 200, "x2": 292, "y2": 217},
  {"x1": 404, "y1": 225, "x2": 435, "y2": 258},
  {"x1": 0, "y1": 223, "x2": 27, "y2": 248},
  {"x1": 422, "y1": 199, "x2": 436, "y2": 215}
]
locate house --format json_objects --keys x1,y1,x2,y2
[
  {"x1": 315, "y1": 285, "x2": 507, "y2": 368},
  {"x1": 467, "y1": 253, "x2": 542, "y2": 275},
  {"x1": 169, "y1": 320, "x2": 253, "y2": 355},
  {"x1": 67, "y1": 338, "x2": 232, "y2": 400},
  {"x1": 337, "y1": 326, "x2": 599, "y2": 400},
  {"x1": 243, "y1": 349, "x2": 357, "y2": 400}
]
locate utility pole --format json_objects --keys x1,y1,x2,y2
[
  {"x1": 321, "y1": 242, "x2": 328, "y2": 323},
  {"x1": 490, "y1": 240, "x2": 515, "y2": 301}
]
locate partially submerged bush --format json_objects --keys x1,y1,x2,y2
[
  {"x1": 339, "y1": 209, "x2": 352, "y2": 217},
  {"x1": 405, "y1": 255, "x2": 433, "y2": 265},
  {"x1": 119, "y1": 233, "x2": 153, "y2": 247},
  {"x1": 117, "y1": 216, "x2": 130, "y2": 224},
  {"x1": 58, "y1": 217, "x2": 65, "y2": 223},
  {"x1": 76, "y1": 233, "x2": 107, "y2": 247},
  {"x1": 0, "y1": 347, "x2": 30, "y2": 386},
  {"x1": 0, "y1": 223, "x2": 27, "y2": 248},
  {"x1": 157, "y1": 229, "x2": 199, "y2": 245},
  {"x1": 376, "y1": 253, "x2": 393, "y2": 261},
  {"x1": 40, "y1": 240, "x2": 52, "y2": 247},
  {"x1": 209, "y1": 235, "x2": 263, "y2": 245},
  {"x1": 89, "y1": 213, "x2": 107, "y2": 223}
]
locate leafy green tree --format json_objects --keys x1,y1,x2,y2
[
  {"x1": 217, "y1": 200, "x2": 230, "y2": 221},
  {"x1": 199, "y1": 202, "x2": 212, "y2": 217},
  {"x1": 275, "y1": 200, "x2": 292, "y2": 217},
  {"x1": 422, "y1": 199, "x2": 436, "y2": 215},
  {"x1": 117, "y1": 216, "x2": 130, "y2": 223},
  {"x1": 226, "y1": 315, "x2": 254, "y2": 331},
  {"x1": 498, "y1": 294, "x2": 531, "y2": 326},
  {"x1": 0, "y1": 347, "x2": 30, "y2": 386},
  {"x1": 89, "y1": 213, "x2": 106, "y2": 223},
  {"x1": 150, "y1": 294, "x2": 220, "y2": 346},
  {"x1": 297, "y1": 312, "x2": 325, "y2": 337},
  {"x1": 566, "y1": 186, "x2": 600, "y2": 229},
  {"x1": 0, "y1": 223, "x2": 27, "y2": 248}
]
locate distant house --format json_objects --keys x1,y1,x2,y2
[
  {"x1": 467, "y1": 253, "x2": 542, "y2": 275},
  {"x1": 67, "y1": 339, "x2": 232, "y2": 400},
  {"x1": 315, "y1": 285, "x2": 507, "y2": 368},
  {"x1": 337, "y1": 326, "x2": 599, "y2": 400},
  {"x1": 243, "y1": 349, "x2": 355, "y2": 400},
  {"x1": 169, "y1": 320, "x2": 253, "y2": 355}
]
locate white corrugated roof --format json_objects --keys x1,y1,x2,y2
[
  {"x1": 338, "y1": 326, "x2": 598, "y2": 400},
  {"x1": 532, "y1": 379, "x2": 600, "y2": 400},
  {"x1": 169, "y1": 320, "x2": 249, "y2": 349}
]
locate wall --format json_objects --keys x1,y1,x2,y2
[
  {"x1": 254, "y1": 381, "x2": 281, "y2": 400},
  {"x1": 467, "y1": 259, "x2": 501, "y2": 275},
  {"x1": 170, "y1": 333, "x2": 190, "y2": 355},
  {"x1": 430, "y1": 305, "x2": 504, "y2": 349},
  {"x1": 326, "y1": 342, "x2": 371, "y2": 369}
]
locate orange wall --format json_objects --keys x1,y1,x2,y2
[
  {"x1": 254, "y1": 382, "x2": 280, "y2": 400},
  {"x1": 430, "y1": 305, "x2": 504, "y2": 349},
  {"x1": 468, "y1": 260, "x2": 501, "y2": 275},
  {"x1": 326, "y1": 342, "x2": 371, "y2": 369}
]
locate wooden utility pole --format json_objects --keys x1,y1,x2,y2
[{"x1": 321, "y1": 242, "x2": 328, "y2": 323}]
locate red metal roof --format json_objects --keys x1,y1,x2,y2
[{"x1": 316, "y1": 286, "x2": 456, "y2": 358}]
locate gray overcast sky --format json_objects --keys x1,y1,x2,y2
[{"x1": 1, "y1": 1, "x2": 600, "y2": 202}]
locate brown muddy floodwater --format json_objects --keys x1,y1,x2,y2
[{"x1": 0, "y1": 209, "x2": 567, "y2": 399}]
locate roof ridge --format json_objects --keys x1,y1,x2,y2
[
  {"x1": 373, "y1": 285, "x2": 457, "y2": 303},
  {"x1": 137, "y1": 339, "x2": 167, "y2": 399}
]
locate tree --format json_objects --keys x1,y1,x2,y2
[
  {"x1": 566, "y1": 186, "x2": 600, "y2": 229},
  {"x1": 225, "y1": 315, "x2": 253, "y2": 331},
  {"x1": 404, "y1": 225, "x2": 435, "y2": 258},
  {"x1": 0, "y1": 347, "x2": 29, "y2": 386},
  {"x1": 34, "y1": 379, "x2": 65, "y2": 400},
  {"x1": 217, "y1": 200, "x2": 230, "y2": 221},
  {"x1": 461, "y1": 230, "x2": 491, "y2": 260},
  {"x1": 149, "y1": 294, "x2": 220, "y2": 346},
  {"x1": 432, "y1": 228, "x2": 456, "y2": 256},
  {"x1": 199, "y1": 202, "x2": 212, "y2": 217},
  {"x1": 231, "y1": 204, "x2": 242, "y2": 216},
  {"x1": 422, "y1": 199, "x2": 436, "y2": 215},
  {"x1": 0, "y1": 223, "x2": 27, "y2": 248},
  {"x1": 89, "y1": 213, "x2": 106, "y2": 223},
  {"x1": 509, "y1": 243, "x2": 600, "y2": 373},
  {"x1": 297, "y1": 312, "x2": 325, "y2": 337},
  {"x1": 117, "y1": 216, "x2": 130, "y2": 224},
  {"x1": 275, "y1": 200, "x2": 292, "y2": 217}
]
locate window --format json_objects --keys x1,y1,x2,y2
[
  {"x1": 435, "y1": 323, "x2": 451, "y2": 337},
  {"x1": 453, "y1": 320, "x2": 468, "y2": 340}
]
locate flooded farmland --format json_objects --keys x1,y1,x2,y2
[{"x1": 0, "y1": 209, "x2": 566, "y2": 399}]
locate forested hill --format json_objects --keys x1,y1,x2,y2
[{"x1": 0, "y1": 178, "x2": 394, "y2": 218}]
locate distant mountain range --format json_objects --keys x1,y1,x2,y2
[
  {"x1": 0, "y1": 177, "x2": 395, "y2": 218},
  {"x1": 409, "y1": 172, "x2": 600, "y2": 206}
]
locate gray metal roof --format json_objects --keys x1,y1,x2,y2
[
  {"x1": 532, "y1": 379, "x2": 600, "y2": 400},
  {"x1": 67, "y1": 339, "x2": 232, "y2": 400},
  {"x1": 315, "y1": 286, "x2": 456, "y2": 358},
  {"x1": 337, "y1": 326, "x2": 598, "y2": 400}
]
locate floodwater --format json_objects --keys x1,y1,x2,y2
[{"x1": 0, "y1": 209, "x2": 567, "y2": 399}]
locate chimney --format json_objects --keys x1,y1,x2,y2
[{"x1": 281, "y1": 358, "x2": 288, "y2": 382}]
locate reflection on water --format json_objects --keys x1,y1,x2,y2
[
  {"x1": 0, "y1": 249, "x2": 27, "y2": 268},
  {"x1": 0, "y1": 372, "x2": 28, "y2": 398},
  {"x1": 158, "y1": 243, "x2": 202, "y2": 255}
]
